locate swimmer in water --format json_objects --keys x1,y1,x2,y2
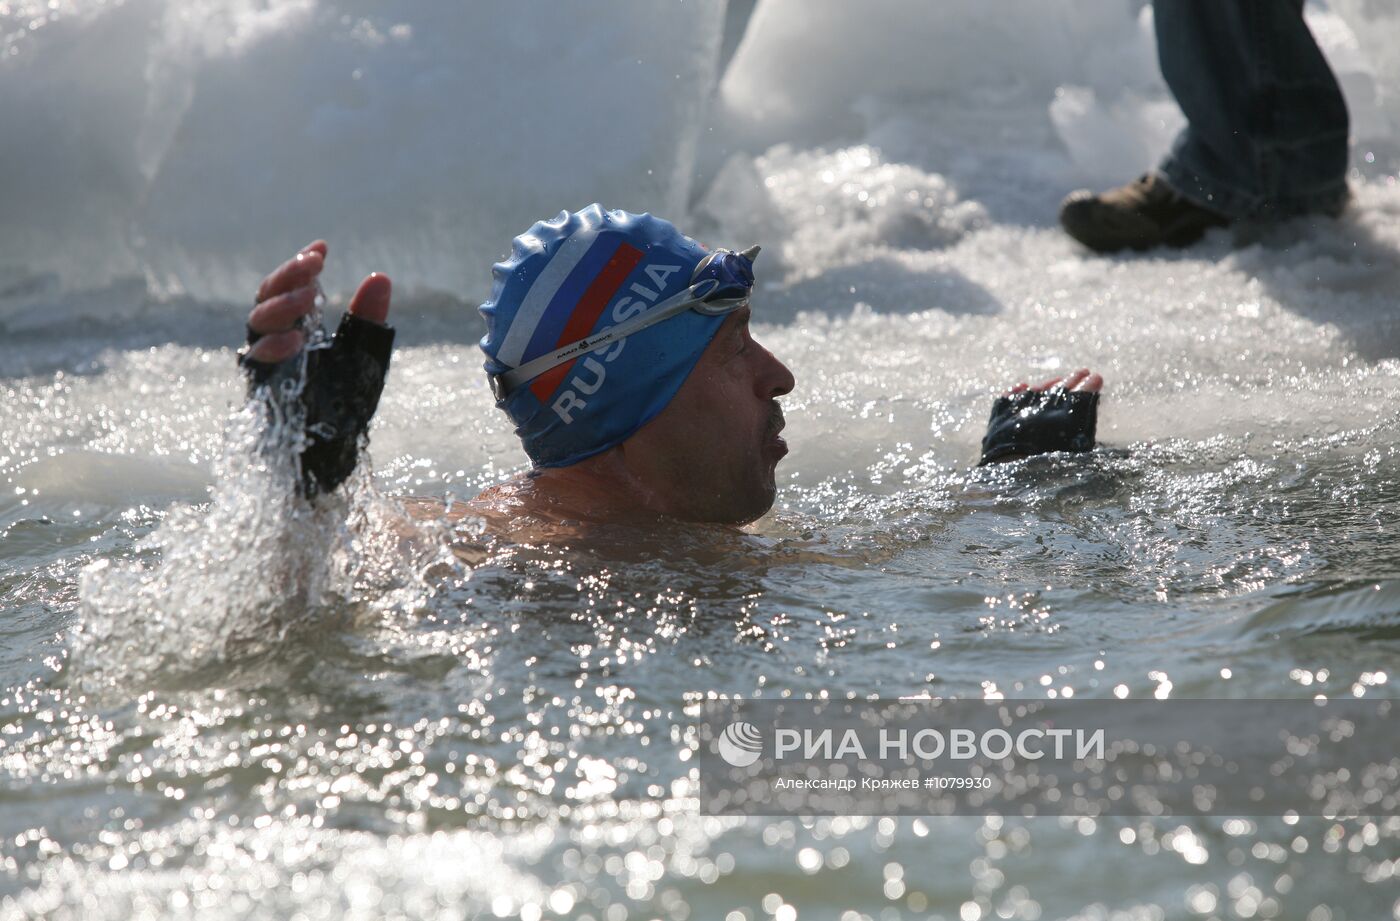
[{"x1": 238, "y1": 205, "x2": 1103, "y2": 532}]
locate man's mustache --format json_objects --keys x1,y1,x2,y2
[{"x1": 766, "y1": 402, "x2": 785, "y2": 438}]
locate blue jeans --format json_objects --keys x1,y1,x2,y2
[{"x1": 1155, "y1": 0, "x2": 1350, "y2": 220}]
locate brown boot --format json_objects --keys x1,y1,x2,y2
[{"x1": 1059, "y1": 173, "x2": 1231, "y2": 253}]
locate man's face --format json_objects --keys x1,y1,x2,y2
[{"x1": 620, "y1": 308, "x2": 795, "y2": 524}]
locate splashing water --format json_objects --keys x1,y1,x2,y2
[{"x1": 71, "y1": 331, "x2": 456, "y2": 685}]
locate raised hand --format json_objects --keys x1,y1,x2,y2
[
  {"x1": 241, "y1": 241, "x2": 397, "y2": 497},
  {"x1": 980, "y1": 367, "x2": 1104, "y2": 465},
  {"x1": 244, "y1": 240, "x2": 393, "y2": 365}
]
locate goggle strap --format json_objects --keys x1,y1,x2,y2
[{"x1": 494, "y1": 281, "x2": 720, "y2": 397}]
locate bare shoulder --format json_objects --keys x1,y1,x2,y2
[
  {"x1": 398, "y1": 470, "x2": 533, "y2": 515},
  {"x1": 401, "y1": 495, "x2": 487, "y2": 523},
  {"x1": 390, "y1": 495, "x2": 490, "y2": 567},
  {"x1": 396, "y1": 473, "x2": 605, "y2": 551},
  {"x1": 398, "y1": 475, "x2": 539, "y2": 545}
]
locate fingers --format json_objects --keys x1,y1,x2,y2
[
  {"x1": 1073, "y1": 372, "x2": 1104, "y2": 393},
  {"x1": 1032, "y1": 369, "x2": 1088, "y2": 392},
  {"x1": 348, "y1": 272, "x2": 392, "y2": 325},
  {"x1": 244, "y1": 329, "x2": 305, "y2": 363},
  {"x1": 1059, "y1": 368, "x2": 1090, "y2": 392},
  {"x1": 1007, "y1": 368, "x2": 1103, "y2": 395},
  {"x1": 255, "y1": 242, "x2": 327, "y2": 305},
  {"x1": 243, "y1": 246, "x2": 391, "y2": 375},
  {"x1": 248, "y1": 283, "x2": 319, "y2": 336}
]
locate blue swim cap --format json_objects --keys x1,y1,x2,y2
[{"x1": 480, "y1": 205, "x2": 727, "y2": 467}]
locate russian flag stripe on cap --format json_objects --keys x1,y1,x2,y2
[
  {"x1": 520, "y1": 232, "x2": 625, "y2": 365},
  {"x1": 494, "y1": 221, "x2": 603, "y2": 368},
  {"x1": 528, "y1": 241, "x2": 645, "y2": 402}
]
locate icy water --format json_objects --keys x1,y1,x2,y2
[
  {"x1": 5, "y1": 182, "x2": 1400, "y2": 918},
  {"x1": 5, "y1": 1, "x2": 1400, "y2": 919}
]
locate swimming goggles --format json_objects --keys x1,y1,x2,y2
[{"x1": 489, "y1": 244, "x2": 760, "y2": 401}]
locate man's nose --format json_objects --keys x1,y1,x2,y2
[{"x1": 755, "y1": 341, "x2": 795, "y2": 398}]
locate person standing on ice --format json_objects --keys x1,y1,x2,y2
[
  {"x1": 1060, "y1": 0, "x2": 1350, "y2": 253},
  {"x1": 237, "y1": 206, "x2": 1105, "y2": 530}
]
